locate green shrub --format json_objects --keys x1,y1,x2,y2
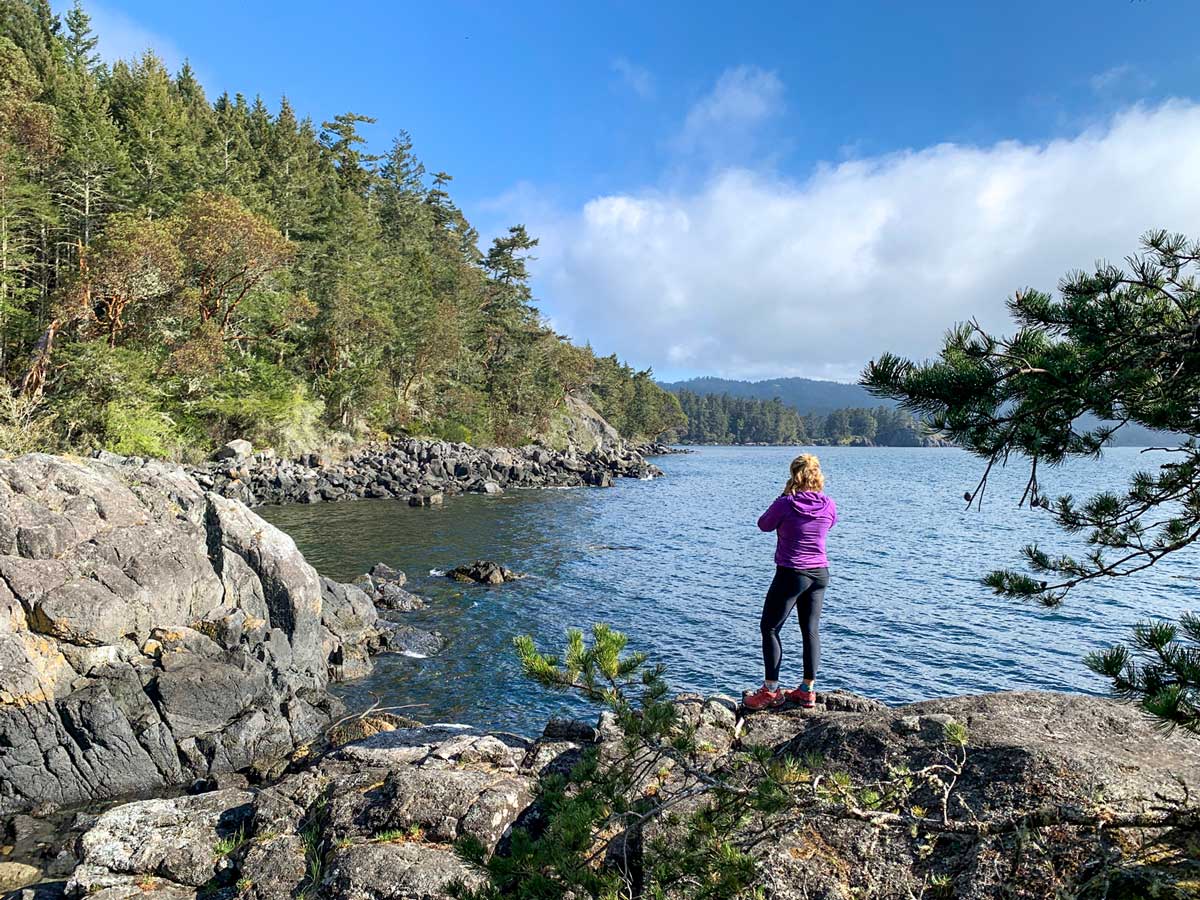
[
  {"x1": 0, "y1": 383, "x2": 57, "y2": 456},
  {"x1": 48, "y1": 342, "x2": 191, "y2": 456},
  {"x1": 102, "y1": 400, "x2": 179, "y2": 458},
  {"x1": 191, "y1": 358, "x2": 325, "y2": 456},
  {"x1": 432, "y1": 421, "x2": 473, "y2": 444}
]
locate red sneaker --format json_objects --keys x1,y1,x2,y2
[
  {"x1": 742, "y1": 685, "x2": 785, "y2": 711},
  {"x1": 786, "y1": 685, "x2": 817, "y2": 709}
]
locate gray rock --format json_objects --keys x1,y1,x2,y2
[
  {"x1": 49, "y1": 690, "x2": 1194, "y2": 900},
  {"x1": 0, "y1": 455, "x2": 381, "y2": 815},
  {"x1": 731, "y1": 691, "x2": 1200, "y2": 898},
  {"x1": 369, "y1": 563, "x2": 406, "y2": 587},
  {"x1": 352, "y1": 767, "x2": 531, "y2": 847},
  {"x1": 212, "y1": 439, "x2": 253, "y2": 462},
  {"x1": 524, "y1": 739, "x2": 584, "y2": 778},
  {"x1": 238, "y1": 832, "x2": 307, "y2": 900},
  {"x1": 376, "y1": 583, "x2": 426, "y2": 612},
  {"x1": 71, "y1": 789, "x2": 253, "y2": 889},
  {"x1": 320, "y1": 577, "x2": 382, "y2": 680},
  {"x1": 205, "y1": 493, "x2": 325, "y2": 685},
  {"x1": 322, "y1": 842, "x2": 485, "y2": 900},
  {"x1": 542, "y1": 717, "x2": 600, "y2": 743},
  {"x1": 378, "y1": 622, "x2": 446, "y2": 657},
  {"x1": 336, "y1": 724, "x2": 481, "y2": 768},
  {"x1": 446, "y1": 560, "x2": 523, "y2": 585}
]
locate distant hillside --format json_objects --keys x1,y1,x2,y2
[
  {"x1": 663, "y1": 376, "x2": 1174, "y2": 448},
  {"x1": 659, "y1": 377, "x2": 893, "y2": 417}
]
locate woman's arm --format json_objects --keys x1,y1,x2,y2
[{"x1": 757, "y1": 495, "x2": 789, "y2": 532}]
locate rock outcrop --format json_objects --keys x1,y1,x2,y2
[
  {"x1": 446, "y1": 560, "x2": 524, "y2": 585},
  {"x1": 65, "y1": 724, "x2": 545, "y2": 900},
  {"x1": 341, "y1": 563, "x2": 444, "y2": 659},
  {"x1": 560, "y1": 395, "x2": 622, "y2": 453},
  {"x1": 0, "y1": 454, "x2": 383, "y2": 815},
  {"x1": 37, "y1": 689, "x2": 1200, "y2": 900},
  {"x1": 189, "y1": 437, "x2": 662, "y2": 507}
]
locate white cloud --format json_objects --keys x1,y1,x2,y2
[
  {"x1": 675, "y1": 65, "x2": 783, "y2": 155},
  {"x1": 612, "y1": 57, "x2": 654, "y2": 99},
  {"x1": 1090, "y1": 64, "x2": 1155, "y2": 94},
  {"x1": 82, "y1": 1, "x2": 186, "y2": 71},
  {"x1": 523, "y1": 101, "x2": 1200, "y2": 381}
]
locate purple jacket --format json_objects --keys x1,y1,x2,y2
[{"x1": 757, "y1": 491, "x2": 837, "y2": 569}]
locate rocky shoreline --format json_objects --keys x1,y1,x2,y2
[
  {"x1": 5, "y1": 687, "x2": 1198, "y2": 899},
  {"x1": 187, "y1": 438, "x2": 664, "y2": 508},
  {"x1": 3, "y1": 452, "x2": 1199, "y2": 899}
]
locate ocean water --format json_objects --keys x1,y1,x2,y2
[{"x1": 260, "y1": 446, "x2": 1197, "y2": 734}]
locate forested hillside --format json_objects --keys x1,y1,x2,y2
[
  {"x1": 671, "y1": 390, "x2": 935, "y2": 445},
  {"x1": 666, "y1": 373, "x2": 1173, "y2": 447},
  {"x1": 0, "y1": 0, "x2": 684, "y2": 460},
  {"x1": 662, "y1": 375, "x2": 887, "y2": 416}
]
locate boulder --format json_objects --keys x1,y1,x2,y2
[
  {"x1": 446, "y1": 560, "x2": 524, "y2": 585},
  {"x1": 205, "y1": 493, "x2": 326, "y2": 684},
  {"x1": 320, "y1": 577, "x2": 384, "y2": 680},
  {"x1": 377, "y1": 622, "x2": 446, "y2": 657},
  {"x1": 322, "y1": 842, "x2": 486, "y2": 900},
  {"x1": 0, "y1": 454, "x2": 378, "y2": 815},
  {"x1": 69, "y1": 789, "x2": 253, "y2": 891},
  {"x1": 0, "y1": 862, "x2": 42, "y2": 893},
  {"x1": 351, "y1": 565, "x2": 427, "y2": 614},
  {"x1": 369, "y1": 562, "x2": 406, "y2": 587},
  {"x1": 211, "y1": 439, "x2": 253, "y2": 462},
  {"x1": 376, "y1": 583, "x2": 426, "y2": 612}
]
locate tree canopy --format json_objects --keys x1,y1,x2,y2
[{"x1": 669, "y1": 389, "x2": 935, "y2": 447}]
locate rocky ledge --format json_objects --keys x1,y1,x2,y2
[
  {"x1": 7, "y1": 689, "x2": 1196, "y2": 899},
  {"x1": 0, "y1": 454, "x2": 403, "y2": 817},
  {"x1": 189, "y1": 438, "x2": 662, "y2": 509}
]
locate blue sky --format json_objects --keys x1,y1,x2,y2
[{"x1": 77, "y1": 1, "x2": 1200, "y2": 381}]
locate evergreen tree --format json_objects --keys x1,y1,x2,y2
[
  {"x1": 105, "y1": 53, "x2": 188, "y2": 218},
  {"x1": 863, "y1": 231, "x2": 1200, "y2": 731},
  {"x1": 263, "y1": 97, "x2": 320, "y2": 241},
  {"x1": 0, "y1": 33, "x2": 57, "y2": 377},
  {"x1": 53, "y1": 61, "x2": 125, "y2": 250},
  {"x1": 0, "y1": 0, "x2": 684, "y2": 456},
  {"x1": 62, "y1": 0, "x2": 98, "y2": 73},
  {"x1": 319, "y1": 111, "x2": 376, "y2": 196}
]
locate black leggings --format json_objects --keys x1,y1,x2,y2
[{"x1": 760, "y1": 566, "x2": 829, "y2": 683}]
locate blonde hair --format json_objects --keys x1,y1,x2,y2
[{"x1": 784, "y1": 454, "x2": 824, "y2": 495}]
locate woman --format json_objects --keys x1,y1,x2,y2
[{"x1": 743, "y1": 453, "x2": 837, "y2": 711}]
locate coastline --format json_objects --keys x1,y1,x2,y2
[
  {"x1": 6, "y1": 681, "x2": 1198, "y2": 899},
  {"x1": 2, "y1": 450, "x2": 1197, "y2": 899},
  {"x1": 186, "y1": 437, "x2": 667, "y2": 508},
  {"x1": 672, "y1": 438, "x2": 957, "y2": 448}
]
